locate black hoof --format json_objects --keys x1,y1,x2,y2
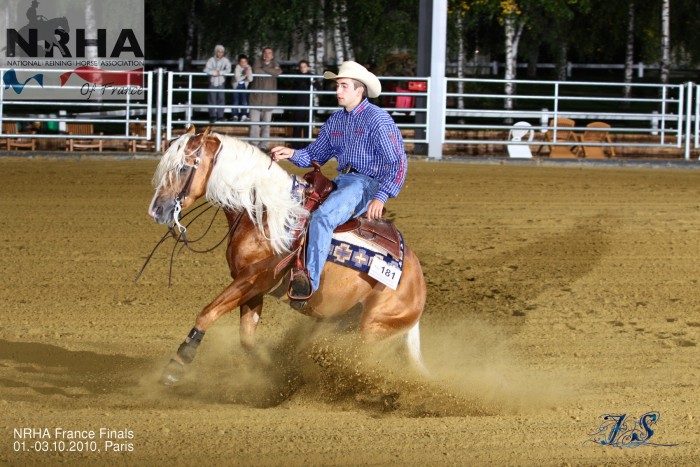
[{"x1": 160, "y1": 358, "x2": 185, "y2": 386}]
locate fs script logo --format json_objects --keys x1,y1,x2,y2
[
  {"x1": 1, "y1": 0, "x2": 144, "y2": 100},
  {"x1": 585, "y1": 412, "x2": 680, "y2": 449}
]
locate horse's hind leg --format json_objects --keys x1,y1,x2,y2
[{"x1": 358, "y1": 248, "x2": 428, "y2": 376}]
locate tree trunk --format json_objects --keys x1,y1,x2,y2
[
  {"x1": 456, "y1": 13, "x2": 465, "y2": 111},
  {"x1": 503, "y1": 15, "x2": 524, "y2": 111},
  {"x1": 184, "y1": 0, "x2": 198, "y2": 69},
  {"x1": 527, "y1": 47, "x2": 538, "y2": 78},
  {"x1": 306, "y1": 2, "x2": 317, "y2": 71},
  {"x1": 623, "y1": 1, "x2": 635, "y2": 102},
  {"x1": 307, "y1": 31, "x2": 317, "y2": 71},
  {"x1": 315, "y1": 0, "x2": 326, "y2": 69},
  {"x1": 659, "y1": 0, "x2": 670, "y2": 84},
  {"x1": 332, "y1": 0, "x2": 344, "y2": 64},
  {"x1": 339, "y1": 0, "x2": 354, "y2": 61},
  {"x1": 556, "y1": 42, "x2": 568, "y2": 81}
]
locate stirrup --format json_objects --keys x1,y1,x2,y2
[
  {"x1": 287, "y1": 268, "x2": 312, "y2": 301},
  {"x1": 289, "y1": 300, "x2": 307, "y2": 311}
]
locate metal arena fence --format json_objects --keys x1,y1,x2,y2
[{"x1": 1, "y1": 68, "x2": 699, "y2": 159}]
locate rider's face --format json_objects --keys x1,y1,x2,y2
[{"x1": 336, "y1": 78, "x2": 364, "y2": 111}]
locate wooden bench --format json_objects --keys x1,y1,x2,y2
[
  {"x1": 66, "y1": 123, "x2": 103, "y2": 152},
  {"x1": 2, "y1": 122, "x2": 36, "y2": 151},
  {"x1": 128, "y1": 122, "x2": 164, "y2": 153}
]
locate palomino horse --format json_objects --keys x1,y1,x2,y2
[{"x1": 148, "y1": 126, "x2": 427, "y2": 385}]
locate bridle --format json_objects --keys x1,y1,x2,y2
[{"x1": 172, "y1": 130, "x2": 223, "y2": 234}]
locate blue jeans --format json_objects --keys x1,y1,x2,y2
[
  {"x1": 306, "y1": 173, "x2": 380, "y2": 291},
  {"x1": 231, "y1": 82, "x2": 248, "y2": 118},
  {"x1": 208, "y1": 85, "x2": 225, "y2": 120}
]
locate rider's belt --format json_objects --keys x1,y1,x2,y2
[{"x1": 340, "y1": 165, "x2": 359, "y2": 174}]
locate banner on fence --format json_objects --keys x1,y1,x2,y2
[{"x1": 0, "y1": 0, "x2": 144, "y2": 100}]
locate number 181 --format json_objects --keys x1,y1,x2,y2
[{"x1": 381, "y1": 267, "x2": 395, "y2": 279}]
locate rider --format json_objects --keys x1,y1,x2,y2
[
  {"x1": 271, "y1": 61, "x2": 408, "y2": 300},
  {"x1": 26, "y1": 0, "x2": 43, "y2": 25}
]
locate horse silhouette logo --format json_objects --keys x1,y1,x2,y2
[
  {"x1": 3, "y1": 69, "x2": 44, "y2": 94},
  {"x1": 6, "y1": 0, "x2": 71, "y2": 57}
]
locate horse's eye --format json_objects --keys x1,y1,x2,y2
[{"x1": 179, "y1": 166, "x2": 189, "y2": 173}]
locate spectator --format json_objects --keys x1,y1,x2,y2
[
  {"x1": 231, "y1": 54, "x2": 253, "y2": 122},
  {"x1": 248, "y1": 47, "x2": 282, "y2": 150},
  {"x1": 290, "y1": 59, "x2": 320, "y2": 149},
  {"x1": 203, "y1": 44, "x2": 231, "y2": 124}
]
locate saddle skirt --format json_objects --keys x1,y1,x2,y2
[{"x1": 275, "y1": 174, "x2": 404, "y2": 277}]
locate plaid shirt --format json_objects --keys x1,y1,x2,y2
[{"x1": 290, "y1": 99, "x2": 407, "y2": 204}]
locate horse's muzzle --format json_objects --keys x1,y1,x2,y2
[{"x1": 148, "y1": 197, "x2": 176, "y2": 224}]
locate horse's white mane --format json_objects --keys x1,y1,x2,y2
[
  {"x1": 153, "y1": 132, "x2": 307, "y2": 254},
  {"x1": 152, "y1": 132, "x2": 194, "y2": 188}
]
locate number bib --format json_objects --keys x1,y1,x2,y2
[{"x1": 368, "y1": 256, "x2": 402, "y2": 290}]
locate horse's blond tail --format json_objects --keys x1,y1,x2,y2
[{"x1": 405, "y1": 321, "x2": 430, "y2": 377}]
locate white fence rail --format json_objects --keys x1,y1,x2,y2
[
  {"x1": 1, "y1": 68, "x2": 699, "y2": 160},
  {"x1": 444, "y1": 77, "x2": 692, "y2": 158},
  {"x1": 0, "y1": 69, "x2": 156, "y2": 149},
  {"x1": 164, "y1": 72, "x2": 429, "y2": 147}
]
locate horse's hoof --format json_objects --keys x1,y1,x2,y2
[{"x1": 160, "y1": 358, "x2": 184, "y2": 386}]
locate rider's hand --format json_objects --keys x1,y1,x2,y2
[
  {"x1": 270, "y1": 146, "x2": 294, "y2": 161},
  {"x1": 365, "y1": 199, "x2": 384, "y2": 220}
]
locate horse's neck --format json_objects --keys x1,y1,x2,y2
[{"x1": 224, "y1": 206, "x2": 276, "y2": 255}]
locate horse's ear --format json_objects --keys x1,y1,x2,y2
[
  {"x1": 202, "y1": 126, "x2": 211, "y2": 138},
  {"x1": 186, "y1": 124, "x2": 196, "y2": 135}
]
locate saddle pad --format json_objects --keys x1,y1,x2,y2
[
  {"x1": 291, "y1": 174, "x2": 307, "y2": 203},
  {"x1": 327, "y1": 230, "x2": 404, "y2": 278}
]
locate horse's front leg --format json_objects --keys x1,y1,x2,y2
[
  {"x1": 239, "y1": 295, "x2": 263, "y2": 352},
  {"x1": 161, "y1": 269, "x2": 275, "y2": 386}
]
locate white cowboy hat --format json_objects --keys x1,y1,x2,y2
[{"x1": 323, "y1": 61, "x2": 382, "y2": 98}]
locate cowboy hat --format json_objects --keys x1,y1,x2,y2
[{"x1": 323, "y1": 61, "x2": 382, "y2": 98}]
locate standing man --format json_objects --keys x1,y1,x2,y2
[
  {"x1": 248, "y1": 47, "x2": 282, "y2": 150},
  {"x1": 271, "y1": 61, "x2": 407, "y2": 300},
  {"x1": 203, "y1": 44, "x2": 231, "y2": 124}
]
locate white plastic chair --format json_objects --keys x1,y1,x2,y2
[{"x1": 507, "y1": 121, "x2": 534, "y2": 158}]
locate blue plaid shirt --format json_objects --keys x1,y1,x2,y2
[{"x1": 290, "y1": 98, "x2": 407, "y2": 204}]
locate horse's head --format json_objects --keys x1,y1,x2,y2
[
  {"x1": 58, "y1": 17, "x2": 70, "y2": 33},
  {"x1": 148, "y1": 126, "x2": 222, "y2": 226}
]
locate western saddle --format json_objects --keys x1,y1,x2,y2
[{"x1": 279, "y1": 162, "x2": 402, "y2": 300}]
